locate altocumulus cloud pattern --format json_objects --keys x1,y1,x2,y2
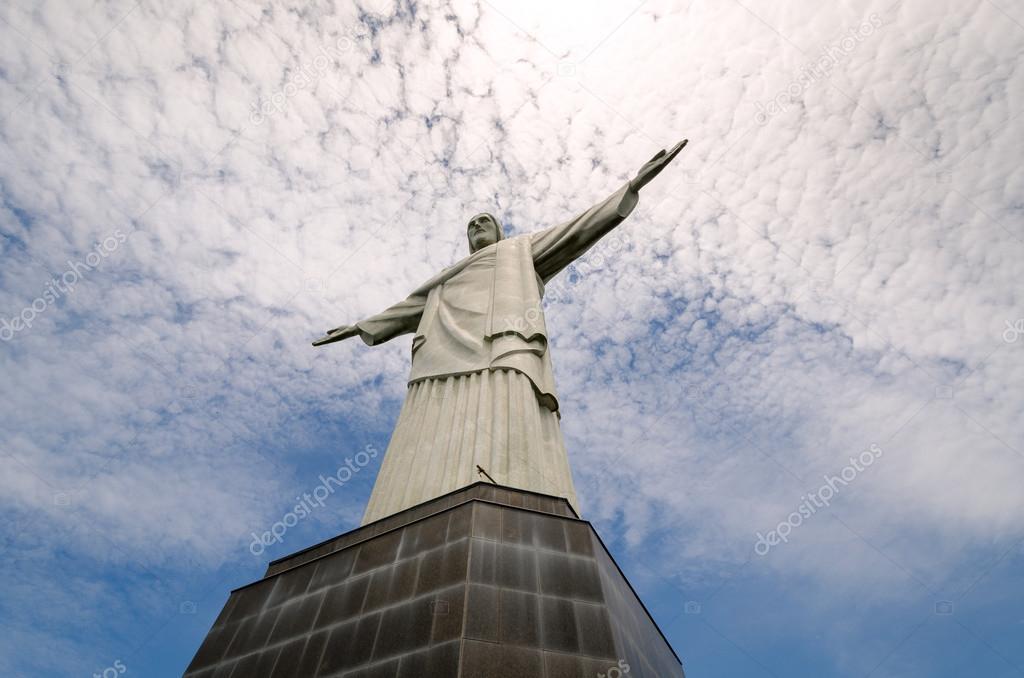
[{"x1": 0, "y1": 0, "x2": 1022, "y2": 676}]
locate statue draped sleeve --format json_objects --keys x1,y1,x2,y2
[
  {"x1": 530, "y1": 182, "x2": 639, "y2": 283},
  {"x1": 351, "y1": 256, "x2": 469, "y2": 347},
  {"x1": 353, "y1": 294, "x2": 427, "y2": 346}
]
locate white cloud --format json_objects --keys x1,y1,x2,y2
[{"x1": 0, "y1": 0, "x2": 1021, "y2": 673}]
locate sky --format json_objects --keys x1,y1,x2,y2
[{"x1": 0, "y1": 0, "x2": 1022, "y2": 676}]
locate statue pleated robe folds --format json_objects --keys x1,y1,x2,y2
[{"x1": 357, "y1": 183, "x2": 640, "y2": 523}]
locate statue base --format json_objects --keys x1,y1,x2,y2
[{"x1": 184, "y1": 482, "x2": 684, "y2": 677}]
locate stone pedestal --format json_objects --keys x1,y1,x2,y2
[{"x1": 184, "y1": 483, "x2": 684, "y2": 677}]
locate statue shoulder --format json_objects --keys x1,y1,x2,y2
[{"x1": 500, "y1": 233, "x2": 532, "y2": 248}]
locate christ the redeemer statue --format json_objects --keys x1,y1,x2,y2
[{"x1": 314, "y1": 140, "x2": 687, "y2": 524}]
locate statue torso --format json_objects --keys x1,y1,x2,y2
[{"x1": 406, "y1": 239, "x2": 559, "y2": 412}]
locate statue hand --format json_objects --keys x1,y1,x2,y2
[
  {"x1": 630, "y1": 139, "x2": 688, "y2": 192},
  {"x1": 312, "y1": 324, "x2": 359, "y2": 347}
]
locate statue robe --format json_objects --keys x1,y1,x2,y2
[{"x1": 358, "y1": 182, "x2": 639, "y2": 523}]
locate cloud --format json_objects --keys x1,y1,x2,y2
[{"x1": 0, "y1": 0, "x2": 1021, "y2": 675}]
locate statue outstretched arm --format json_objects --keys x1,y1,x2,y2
[
  {"x1": 312, "y1": 293, "x2": 427, "y2": 347},
  {"x1": 531, "y1": 140, "x2": 687, "y2": 282}
]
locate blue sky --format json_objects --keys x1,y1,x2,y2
[{"x1": 1, "y1": 0, "x2": 1022, "y2": 676}]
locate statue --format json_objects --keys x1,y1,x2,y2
[{"x1": 314, "y1": 140, "x2": 688, "y2": 524}]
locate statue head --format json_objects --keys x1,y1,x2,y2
[{"x1": 467, "y1": 212, "x2": 503, "y2": 253}]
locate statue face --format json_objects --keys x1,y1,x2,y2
[{"x1": 467, "y1": 213, "x2": 500, "y2": 251}]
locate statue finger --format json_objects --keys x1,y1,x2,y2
[
  {"x1": 667, "y1": 139, "x2": 688, "y2": 160},
  {"x1": 646, "y1": 149, "x2": 666, "y2": 164}
]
